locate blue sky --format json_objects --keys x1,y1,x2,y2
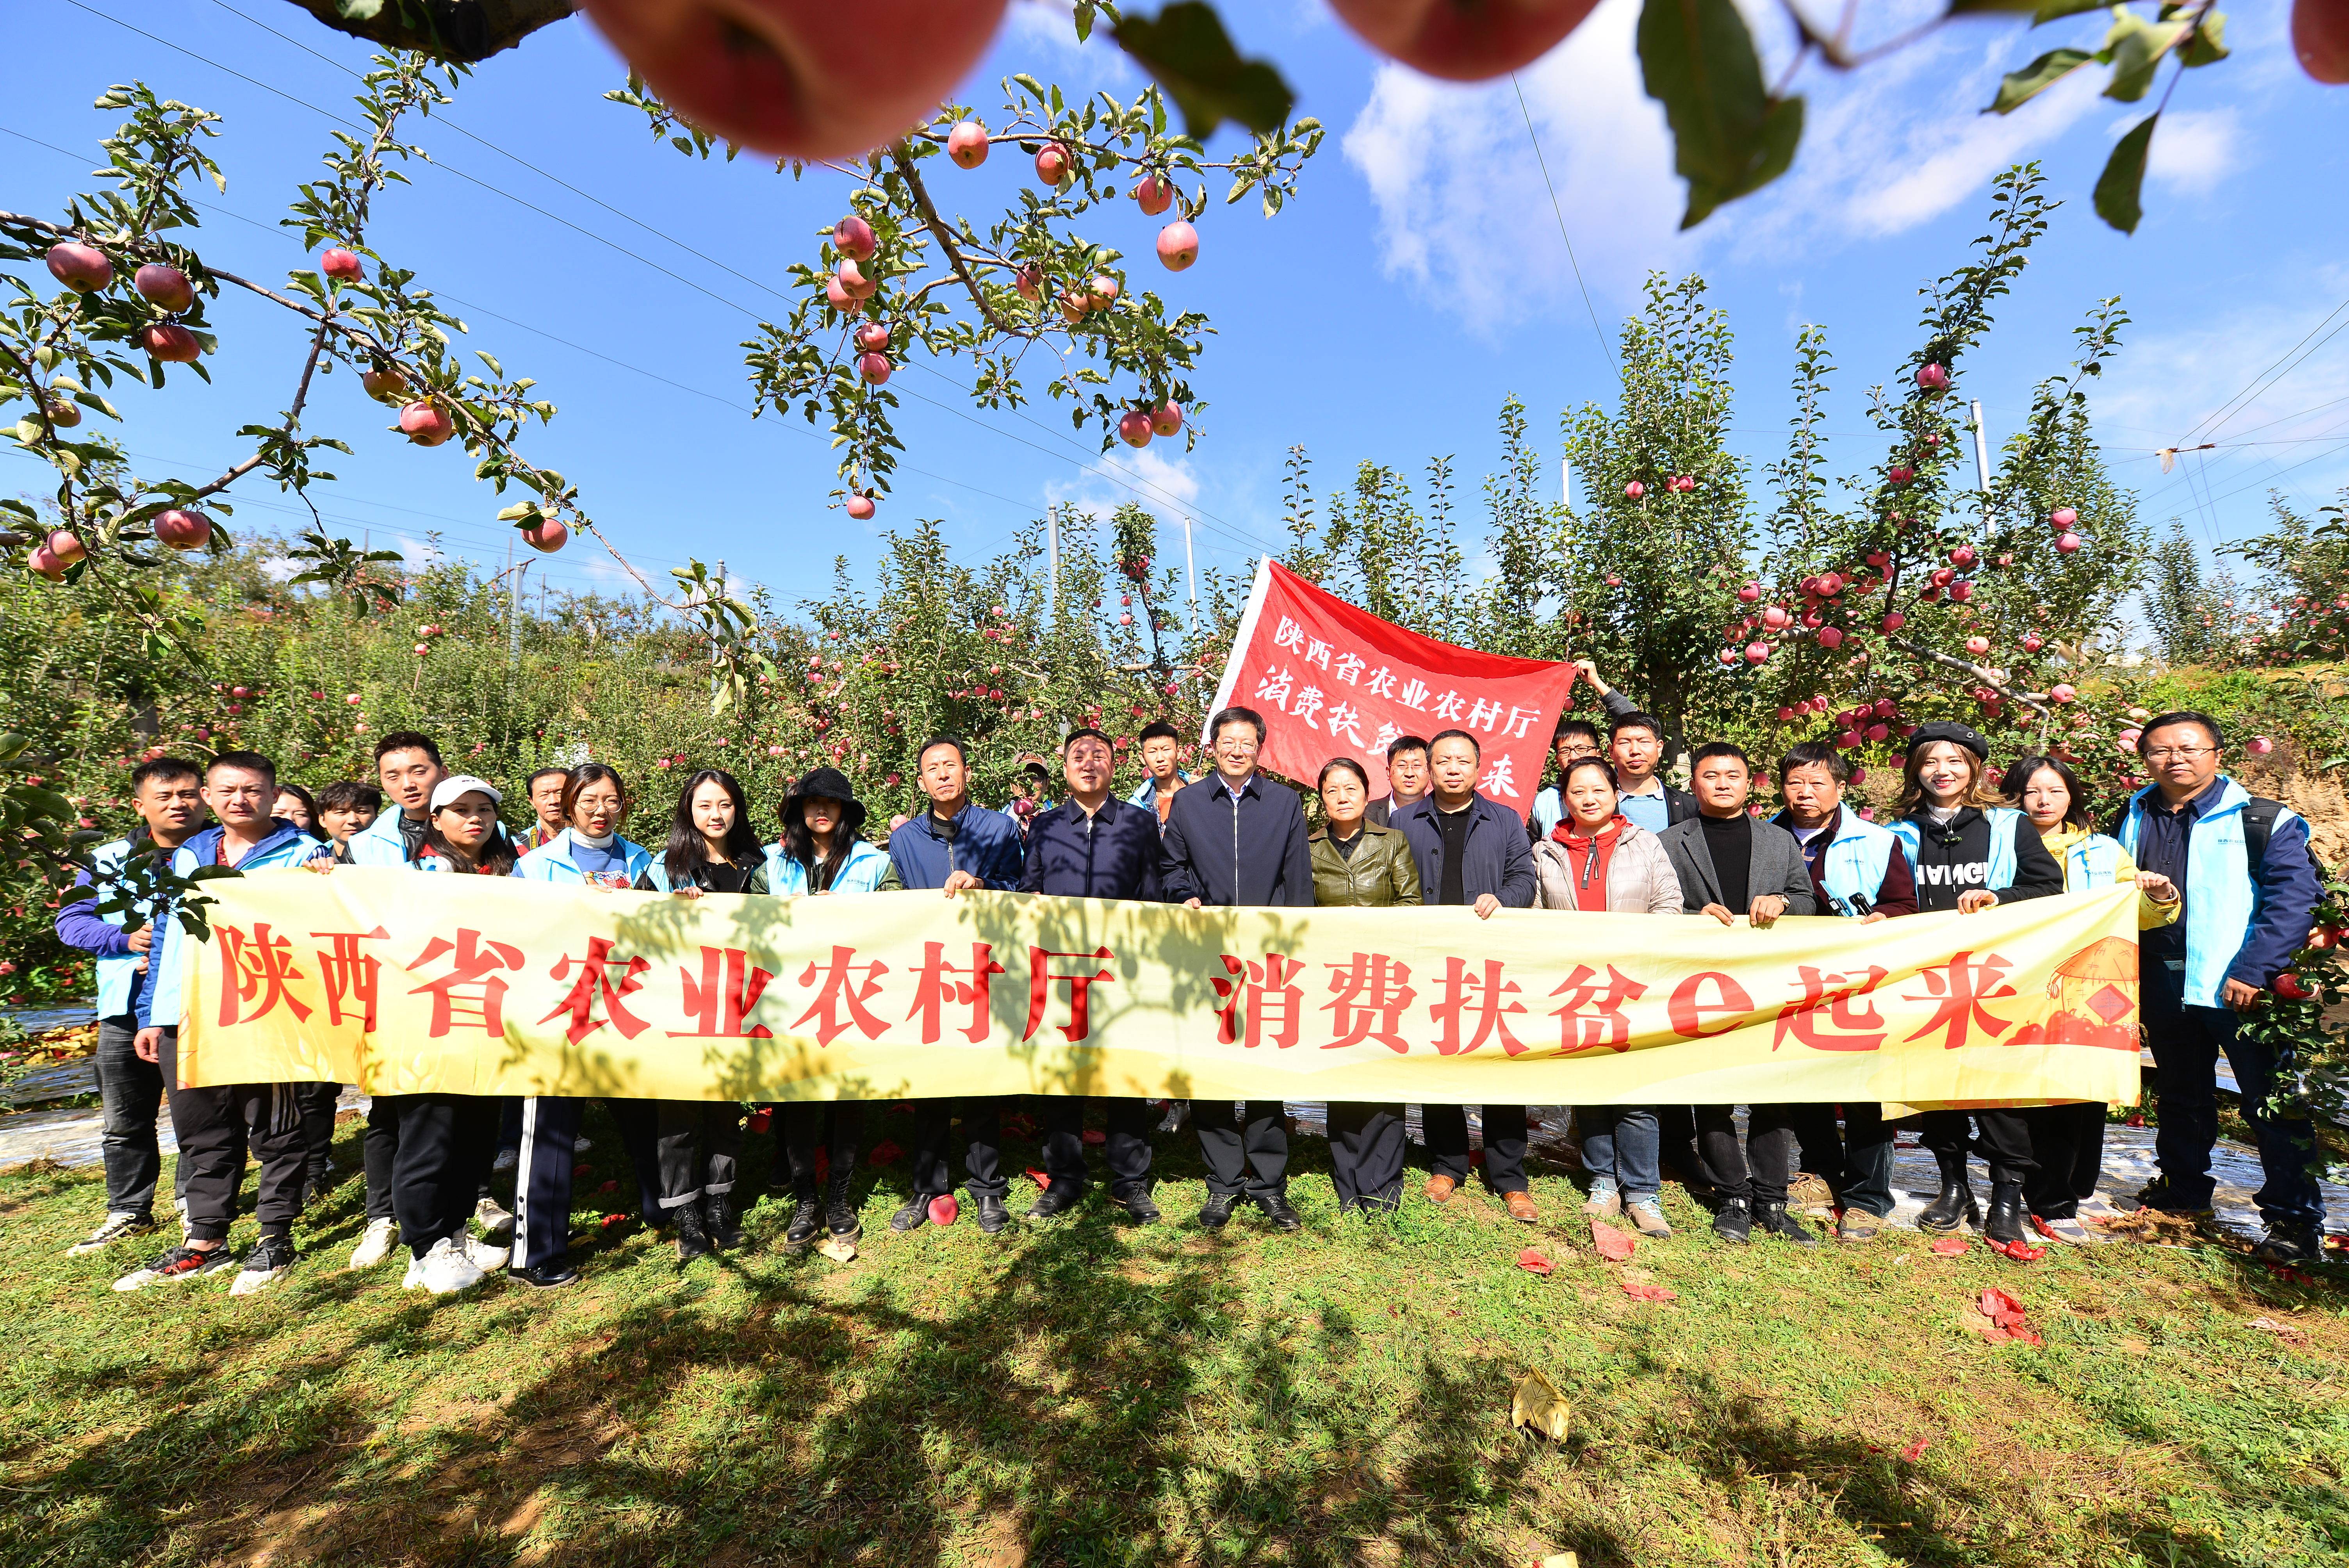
[{"x1": 5, "y1": 0, "x2": 2345, "y2": 614}]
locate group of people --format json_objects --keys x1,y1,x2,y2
[{"x1": 51, "y1": 693, "x2": 2331, "y2": 1303}]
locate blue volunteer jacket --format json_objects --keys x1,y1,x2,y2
[
  {"x1": 54, "y1": 836, "x2": 155, "y2": 1023},
  {"x1": 514, "y1": 831, "x2": 657, "y2": 886},
  {"x1": 1794, "y1": 807, "x2": 1903, "y2": 919},
  {"x1": 761, "y1": 837, "x2": 895, "y2": 895},
  {"x1": 343, "y1": 808, "x2": 427, "y2": 868},
  {"x1": 148, "y1": 821, "x2": 333, "y2": 1031},
  {"x1": 2116, "y1": 776, "x2": 2321, "y2": 1007}
]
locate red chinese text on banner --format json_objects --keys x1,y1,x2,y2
[{"x1": 1203, "y1": 559, "x2": 1580, "y2": 818}]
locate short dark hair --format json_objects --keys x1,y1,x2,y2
[
  {"x1": 206, "y1": 749, "x2": 276, "y2": 784},
  {"x1": 2138, "y1": 710, "x2": 2222, "y2": 755},
  {"x1": 1317, "y1": 756, "x2": 1371, "y2": 793},
  {"x1": 1386, "y1": 733, "x2": 1430, "y2": 763},
  {"x1": 525, "y1": 766, "x2": 569, "y2": 793},
  {"x1": 1560, "y1": 755, "x2": 1615, "y2": 792},
  {"x1": 1064, "y1": 726, "x2": 1114, "y2": 754},
  {"x1": 1208, "y1": 706, "x2": 1265, "y2": 746},
  {"x1": 2001, "y1": 754, "x2": 2091, "y2": 829},
  {"x1": 916, "y1": 732, "x2": 968, "y2": 767},
  {"x1": 1428, "y1": 728, "x2": 1480, "y2": 757},
  {"x1": 559, "y1": 762, "x2": 627, "y2": 823},
  {"x1": 373, "y1": 731, "x2": 442, "y2": 767},
  {"x1": 317, "y1": 779, "x2": 382, "y2": 814},
  {"x1": 1690, "y1": 741, "x2": 1748, "y2": 768},
  {"x1": 1552, "y1": 719, "x2": 1601, "y2": 749},
  {"x1": 1777, "y1": 741, "x2": 1850, "y2": 784},
  {"x1": 130, "y1": 756, "x2": 201, "y2": 794},
  {"x1": 1137, "y1": 720, "x2": 1182, "y2": 746},
  {"x1": 1611, "y1": 711, "x2": 1664, "y2": 742}
]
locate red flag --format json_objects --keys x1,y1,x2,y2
[{"x1": 1205, "y1": 560, "x2": 1579, "y2": 818}]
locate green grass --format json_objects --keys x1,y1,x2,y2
[{"x1": 1, "y1": 1107, "x2": 2345, "y2": 1568}]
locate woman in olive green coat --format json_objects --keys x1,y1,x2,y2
[{"x1": 1309, "y1": 757, "x2": 1422, "y2": 1213}]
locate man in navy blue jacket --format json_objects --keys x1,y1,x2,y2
[
  {"x1": 2115, "y1": 711, "x2": 2327, "y2": 1262},
  {"x1": 886, "y1": 733, "x2": 1029, "y2": 1237},
  {"x1": 1394, "y1": 729, "x2": 1540, "y2": 1221},
  {"x1": 1160, "y1": 706, "x2": 1313, "y2": 1231},
  {"x1": 1020, "y1": 727, "x2": 1167, "y2": 1222}
]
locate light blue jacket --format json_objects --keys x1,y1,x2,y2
[
  {"x1": 1126, "y1": 773, "x2": 1189, "y2": 812},
  {"x1": 1808, "y1": 810, "x2": 1902, "y2": 918},
  {"x1": 342, "y1": 808, "x2": 425, "y2": 868},
  {"x1": 150, "y1": 822, "x2": 333, "y2": 1032},
  {"x1": 2117, "y1": 776, "x2": 2313, "y2": 1007},
  {"x1": 513, "y1": 831, "x2": 656, "y2": 886},
  {"x1": 1887, "y1": 807, "x2": 2022, "y2": 891},
  {"x1": 66, "y1": 837, "x2": 150, "y2": 1020},
  {"x1": 760, "y1": 837, "x2": 894, "y2": 894}
]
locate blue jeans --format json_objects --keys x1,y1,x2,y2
[
  {"x1": 1578, "y1": 1107, "x2": 1660, "y2": 1201},
  {"x1": 2146, "y1": 959, "x2": 2326, "y2": 1230}
]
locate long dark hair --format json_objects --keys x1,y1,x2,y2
[
  {"x1": 781, "y1": 767, "x2": 864, "y2": 888},
  {"x1": 411, "y1": 795, "x2": 517, "y2": 877},
  {"x1": 273, "y1": 781, "x2": 323, "y2": 840},
  {"x1": 2001, "y1": 754, "x2": 2091, "y2": 830},
  {"x1": 665, "y1": 768, "x2": 761, "y2": 887}
]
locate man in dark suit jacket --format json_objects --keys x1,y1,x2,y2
[
  {"x1": 1365, "y1": 733, "x2": 1431, "y2": 829},
  {"x1": 1392, "y1": 729, "x2": 1541, "y2": 1221},
  {"x1": 1657, "y1": 742, "x2": 1819, "y2": 1247},
  {"x1": 1160, "y1": 706, "x2": 1312, "y2": 1231}
]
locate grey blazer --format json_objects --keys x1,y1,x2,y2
[{"x1": 1656, "y1": 814, "x2": 1818, "y2": 916}]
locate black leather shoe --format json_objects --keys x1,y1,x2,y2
[
  {"x1": 2253, "y1": 1224, "x2": 2322, "y2": 1263},
  {"x1": 782, "y1": 1194, "x2": 821, "y2": 1254},
  {"x1": 1025, "y1": 1182, "x2": 1086, "y2": 1220},
  {"x1": 508, "y1": 1260, "x2": 581, "y2": 1290},
  {"x1": 705, "y1": 1191, "x2": 741, "y2": 1250},
  {"x1": 1196, "y1": 1192, "x2": 1238, "y2": 1230},
  {"x1": 1253, "y1": 1191, "x2": 1302, "y2": 1232},
  {"x1": 2134, "y1": 1177, "x2": 2215, "y2": 1217},
  {"x1": 973, "y1": 1194, "x2": 1010, "y2": 1234},
  {"x1": 672, "y1": 1199, "x2": 714, "y2": 1262},
  {"x1": 1111, "y1": 1187, "x2": 1162, "y2": 1224},
  {"x1": 1755, "y1": 1200, "x2": 1818, "y2": 1247},
  {"x1": 1919, "y1": 1157, "x2": 1978, "y2": 1234},
  {"x1": 1712, "y1": 1197, "x2": 1752, "y2": 1244},
  {"x1": 1982, "y1": 1180, "x2": 2027, "y2": 1246},
  {"x1": 889, "y1": 1196, "x2": 932, "y2": 1233},
  {"x1": 823, "y1": 1180, "x2": 862, "y2": 1242}
]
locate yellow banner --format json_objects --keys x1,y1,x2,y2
[{"x1": 175, "y1": 870, "x2": 2145, "y2": 1107}]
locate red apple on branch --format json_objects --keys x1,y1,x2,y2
[
  {"x1": 523, "y1": 517, "x2": 568, "y2": 553},
  {"x1": 1034, "y1": 139, "x2": 1074, "y2": 187},
  {"x1": 134, "y1": 263, "x2": 193, "y2": 312},
  {"x1": 1118, "y1": 408, "x2": 1154, "y2": 447},
  {"x1": 153, "y1": 508, "x2": 211, "y2": 550},
  {"x1": 1150, "y1": 400, "x2": 1182, "y2": 436},
  {"x1": 857, "y1": 351, "x2": 892, "y2": 384},
  {"x1": 2298, "y1": 0, "x2": 2349, "y2": 82},
  {"x1": 361, "y1": 365, "x2": 410, "y2": 403},
  {"x1": 320, "y1": 248, "x2": 364, "y2": 281},
  {"x1": 845, "y1": 494, "x2": 877, "y2": 520},
  {"x1": 1156, "y1": 220, "x2": 1199, "y2": 271},
  {"x1": 399, "y1": 399, "x2": 455, "y2": 446},
  {"x1": 834, "y1": 214, "x2": 876, "y2": 260},
  {"x1": 45, "y1": 242, "x2": 111, "y2": 292},
  {"x1": 42, "y1": 399, "x2": 81, "y2": 428},
  {"x1": 1328, "y1": 0, "x2": 1602, "y2": 82},
  {"x1": 46, "y1": 529, "x2": 87, "y2": 567},
  {"x1": 1134, "y1": 172, "x2": 1174, "y2": 215},
  {"x1": 854, "y1": 322, "x2": 890, "y2": 353},
  {"x1": 947, "y1": 120, "x2": 989, "y2": 168},
  {"x1": 139, "y1": 323, "x2": 201, "y2": 362}
]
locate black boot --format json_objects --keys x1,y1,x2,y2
[
  {"x1": 824, "y1": 1176, "x2": 862, "y2": 1242},
  {"x1": 705, "y1": 1190, "x2": 741, "y2": 1250},
  {"x1": 672, "y1": 1199, "x2": 713, "y2": 1262},
  {"x1": 1918, "y1": 1153, "x2": 1977, "y2": 1234},
  {"x1": 782, "y1": 1190, "x2": 821, "y2": 1255},
  {"x1": 1755, "y1": 1200, "x2": 1818, "y2": 1247},
  {"x1": 1983, "y1": 1179, "x2": 2027, "y2": 1246},
  {"x1": 1712, "y1": 1197, "x2": 1753, "y2": 1244}
]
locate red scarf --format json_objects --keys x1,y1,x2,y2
[{"x1": 1550, "y1": 815, "x2": 1626, "y2": 912}]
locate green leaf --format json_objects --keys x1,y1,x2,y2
[
  {"x1": 1636, "y1": 0, "x2": 1805, "y2": 230},
  {"x1": 1112, "y1": 2, "x2": 1293, "y2": 139},
  {"x1": 2181, "y1": 10, "x2": 2228, "y2": 66},
  {"x1": 2094, "y1": 113, "x2": 2157, "y2": 233},
  {"x1": 2101, "y1": 11, "x2": 2189, "y2": 101},
  {"x1": 1988, "y1": 48, "x2": 2093, "y2": 113},
  {"x1": 2031, "y1": 0, "x2": 2109, "y2": 20}
]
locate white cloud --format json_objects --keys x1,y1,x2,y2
[
  {"x1": 1044, "y1": 441, "x2": 1201, "y2": 517},
  {"x1": 2144, "y1": 108, "x2": 2242, "y2": 194}
]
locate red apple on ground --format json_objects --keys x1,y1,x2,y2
[
  {"x1": 845, "y1": 494, "x2": 876, "y2": 520},
  {"x1": 1034, "y1": 140, "x2": 1073, "y2": 186},
  {"x1": 857, "y1": 351, "x2": 891, "y2": 384},
  {"x1": 46, "y1": 242, "x2": 111, "y2": 292},
  {"x1": 1118, "y1": 408, "x2": 1154, "y2": 447},
  {"x1": 153, "y1": 508, "x2": 211, "y2": 550},
  {"x1": 1328, "y1": 0, "x2": 1602, "y2": 81},
  {"x1": 1150, "y1": 400, "x2": 1182, "y2": 436},
  {"x1": 134, "y1": 262, "x2": 194, "y2": 312},
  {"x1": 579, "y1": 0, "x2": 1010, "y2": 160},
  {"x1": 946, "y1": 120, "x2": 989, "y2": 168},
  {"x1": 399, "y1": 399, "x2": 455, "y2": 445},
  {"x1": 523, "y1": 517, "x2": 568, "y2": 552},
  {"x1": 1156, "y1": 220, "x2": 1198, "y2": 271},
  {"x1": 321, "y1": 248, "x2": 364, "y2": 281},
  {"x1": 139, "y1": 323, "x2": 201, "y2": 362}
]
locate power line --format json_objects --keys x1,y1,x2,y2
[
  {"x1": 1510, "y1": 74, "x2": 1613, "y2": 374},
  {"x1": 2175, "y1": 298, "x2": 2349, "y2": 447}
]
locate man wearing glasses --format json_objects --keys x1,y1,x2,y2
[{"x1": 2113, "y1": 711, "x2": 2326, "y2": 1262}]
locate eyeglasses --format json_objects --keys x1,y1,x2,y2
[{"x1": 2142, "y1": 746, "x2": 2215, "y2": 760}]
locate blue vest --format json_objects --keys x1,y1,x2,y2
[
  {"x1": 513, "y1": 832, "x2": 655, "y2": 886},
  {"x1": 1809, "y1": 811, "x2": 1899, "y2": 917},
  {"x1": 85, "y1": 837, "x2": 149, "y2": 1020},
  {"x1": 1886, "y1": 807, "x2": 2022, "y2": 890},
  {"x1": 760, "y1": 838, "x2": 893, "y2": 894},
  {"x1": 2116, "y1": 776, "x2": 2292, "y2": 1008}
]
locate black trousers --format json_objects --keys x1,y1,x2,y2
[
  {"x1": 606, "y1": 1098, "x2": 666, "y2": 1220},
  {"x1": 363, "y1": 1097, "x2": 398, "y2": 1220},
  {"x1": 292, "y1": 1080, "x2": 340, "y2": 1185},
  {"x1": 1424, "y1": 1103, "x2": 1528, "y2": 1192},
  {"x1": 1654, "y1": 1103, "x2": 1706, "y2": 1194},
  {"x1": 1196, "y1": 1100, "x2": 1287, "y2": 1198},
  {"x1": 2023, "y1": 1102, "x2": 2105, "y2": 1219},
  {"x1": 513, "y1": 1097, "x2": 666, "y2": 1270},
  {"x1": 1043, "y1": 1096, "x2": 1153, "y2": 1196},
  {"x1": 1918, "y1": 1107, "x2": 2036, "y2": 1185},
  {"x1": 655, "y1": 1100, "x2": 743, "y2": 1208},
  {"x1": 159, "y1": 1030, "x2": 307, "y2": 1244},
  {"x1": 911, "y1": 1096, "x2": 1007, "y2": 1199},
  {"x1": 779, "y1": 1102, "x2": 864, "y2": 1194},
  {"x1": 378, "y1": 1092, "x2": 496, "y2": 1259},
  {"x1": 95, "y1": 1017, "x2": 164, "y2": 1220},
  {"x1": 1786, "y1": 1103, "x2": 1841, "y2": 1178},
  {"x1": 1695, "y1": 1104, "x2": 1797, "y2": 1205},
  {"x1": 1328, "y1": 1102, "x2": 1406, "y2": 1212}
]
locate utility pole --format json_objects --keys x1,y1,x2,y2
[
  {"x1": 1046, "y1": 504, "x2": 1059, "y2": 618},
  {"x1": 1561, "y1": 457, "x2": 1573, "y2": 507},
  {"x1": 502, "y1": 537, "x2": 517, "y2": 669},
  {"x1": 1182, "y1": 514, "x2": 1198, "y2": 630},
  {"x1": 1970, "y1": 400, "x2": 1993, "y2": 493}
]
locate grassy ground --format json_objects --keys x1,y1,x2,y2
[{"x1": 1, "y1": 1107, "x2": 2345, "y2": 1568}]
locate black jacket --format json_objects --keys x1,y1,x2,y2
[
  {"x1": 1021, "y1": 797, "x2": 1163, "y2": 900},
  {"x1": 1392, "y1": 792, "x2": 1538, "y2": 909},
  {"x1": 1159, "y1": 773, "x2": 1314, "y2": 907},
  {"x1": 1898, "y1": 807, "x2": 2064, "y2": 912}
]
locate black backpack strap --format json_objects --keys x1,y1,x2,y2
[{"x1": 2241, "y1": 797, "x2": 2279, "y2": 871}]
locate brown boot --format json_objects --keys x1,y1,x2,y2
[
  {"x1": 1503, "y1": 1190, "x2": 1539, "y2": 1224},
  {"x1": 1423, "y1": 1174, "x2": 1458, "y2": 1204}
]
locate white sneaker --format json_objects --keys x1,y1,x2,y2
[
  {"x1": 474, "y1": 1195, "x2": 515, "y2": 1240},
  {"x1": 2033, "y1": 1215, "x2": 2099, "y2": 1245},
  {"x1": 491, "y1": 1147, "x2": 519, "y2": 1174},
  {"x1": 463, "y1": 1233, "x2": 512, "y2": 1272},
  {"x1": 572, "y1": 1134, "x2": 592, "y2": 1154},
  {"x1": 348, "y1": 1217, "x2": 401, "y2": 1270},
  {"x1": 403, "y1": 1234, "x2": 488, "y2": 1295},
  {"x1": 229, "y1": 1235, "x2": 297, "y2": 1296},
  {"x1": 69, "y1": 1212, "x2": 156, "y2": 1255}
]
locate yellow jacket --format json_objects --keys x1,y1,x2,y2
[{"x1": 2039, "y1": 825, "x2": 2182, "y2": 930}]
